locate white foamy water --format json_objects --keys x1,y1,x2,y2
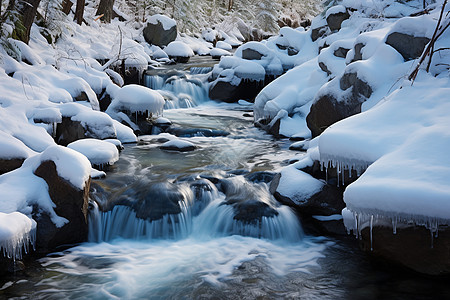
[{"x1": 36, "y1": 236, "x2": 330, "y2": 299}]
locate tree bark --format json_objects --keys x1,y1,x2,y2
[
  {"x1": 96, "y1": 0, "x2": 115, "y2": 23},
  {"x1": 62, "y1": 0, "x2": 73, "y2": 15},
  {"x1": 19, "y1": 0, "x2": 41, "y2": 44},
  {"x1": 74, "y1": 0, "x2": 85, "y2": 25}
]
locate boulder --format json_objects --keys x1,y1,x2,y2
[
  {"x1": 209, "y1": 79, "x2": 264, "y2": 103},
  {"x1": 311, "y1": 25, "x2": 328, "y2": 42},
  {"x1": 351, "y1": 43, "x2": 365, "y2": 62},
  {"x1": 160, "y1": 140, "x2": 196, "y2": 152},
  {"x1": 360, "y1": 225, "x2": 450, "y2": 275},
  {"x1": 385, "y1": 32, "x2": 430, "y2": 61},
  {"x1": 307, "y1": 72, "x2": 372, "y2": 137},
  {"x1": 108, "y1": 181, "x2": 193, "y2": 221},
  {"x1": 55, "y1": 117, "x2": 85, "y2": 146},
  {"x1": 33, "y1": 160, "x2": 90, "y2": 253},
  {"x1": 143, "y1": 16, "x2": 177, "y2": 47},
  {"x1": 242, "y1": 48, "x2": 264, "y2": 60},
  {"x1": 326, "y1": 10, "x2": 350, "y2": 31}
]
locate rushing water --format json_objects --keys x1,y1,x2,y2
[{"x1": 2, "y1": 61, "x2": 450, "y2": 299}]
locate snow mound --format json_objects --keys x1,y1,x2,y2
[
  {"x1": 108, "y1": 84, "x2": 165, "y2": 115},
  {"x1": 164, "y1": 41, "x2": 194, "y2": 58},
  {"x1": 210, "y1": 48, "x2": 231, "y2": 58},
  {"x1": 68, "y1": 139, "x2": 119, "y2": 168}
]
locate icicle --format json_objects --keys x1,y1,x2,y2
[
  {"x1": 392, "y1": 216, "x2": 397, "y2": 234},
  {"x1": 430, "y1": 229, "x2": 434, "y2": 249},
  {"x1": 370, "y1": 215, "x2": 373, "y2": 251}
]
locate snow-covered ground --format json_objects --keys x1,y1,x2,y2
[{"x1": 249, "y1": 0, "x2": 450, "y2": 232}]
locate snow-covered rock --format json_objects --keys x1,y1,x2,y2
[
  {"x1": 164, "y1": 41, "x2": 194, "y2": 63},
  {"x1": 68, "y1": 138, "x2": 120, "y2": 169},
  {"x1": 143, "y1": 14, "x2": 177, "y2": 47},
  {"x1": 160, "y1": 139, "x2": 196, "y2": 152}
]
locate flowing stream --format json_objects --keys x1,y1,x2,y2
[{"x1": 1, "y1": 59, "x2": 450, "y2": 299}]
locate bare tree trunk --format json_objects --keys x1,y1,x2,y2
[
  {"x1": 228, "y1": 0, "x2": 233, "y2": 11},
  {"x1": 18, "y1": 0, "x2": 41, "y2": 44},
  {"x1": 74, "y1": 0, "x2": 85, "y2": 25},
  {"x1": 96, "y1": 0, "x2": 115, "y2": 23},
  {"x1": 62, "y1": 0, "x2": 73, "y2": 15}
]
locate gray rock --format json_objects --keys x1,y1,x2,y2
[
  {"x1": 55, "y1": 117, "x2": 85, "y2": 146},
  {"x1": 340, "y1": 72, "x2": 372, "y2": 98},
  {"x1": 333, "y1": 46, "x2": 350, "y2": 58},
  {"x1": 311, "y1": 25, "x2": 328, "y2": 42},
  {"x1": 209, "y1": 79, "x2": 264, "y2": 103},
  {"x1": 319, "y1": 61, "x2": 332, "y2": 76},
  {"x1": 386, "y1": 32, "x2": 430, "y2": 61},
  {"x1": 143, "y1": 19, "x2": 177, "y2": 47},
  {"x1": 351, "y1": 43, "x2": 364, "y2": 62},
  {"x1": 326, "y1": 11, "x2": 350, "y2": 31},
  {"x1": 242, "y1": 48, "x2": 264, "y2": 60}
]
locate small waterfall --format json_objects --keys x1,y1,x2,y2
[
  {"x1": 88, "y1": 177, "x2": 304, "y2": 243},
  {"x1": 144, "y1": 73, "x2": 210, "y2": 108}
]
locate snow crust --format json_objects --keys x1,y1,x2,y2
[
  {"x1": 68, "y1": 139, "x2": 119, "y2": 167},
  {"x1": 107, "y1": 84, "x2": 165, "y2": 115},
  {"x1": 164, "y1": 41, "x2": 194, "y2": 58},
  {"x1": 147, "y1": 14, "x2": 177, "y2": 31},
  {"x1": 276, "y1": 165, "x2": 324, "y2": 205}
]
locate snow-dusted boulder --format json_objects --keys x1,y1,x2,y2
[
  {"x1": 106, "y1": 84, "x2": 165, "y2": 135},
  {"x1": 68, "y1": 139, "x2": 119, "y2": 170},
  {"x1": 55, "y1": 103, "x2": 117, "y2": 146},
  {"x1": 143, "y1": 14, "x2": 177, "y2": 47},
  {"x1": 325, "y1": 5, "x2": 349, "y2": 32},
  {"x1": 32, "y1": 146, "x2": 92, "y2": 254},
  {"x1": 164, "y1": 41, "x2": 194, "y2": 63},
  {"x1": 160, "y1": 139, "x2": 196, "y2": 152}
]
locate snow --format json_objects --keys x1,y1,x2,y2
[
  {"x1": 0, "y1": 131, "x2": 36, "y2": 160},
  {"x1": 210, "y1": 48, "x2": 231, "y2": 58},
  {"x1": 147, "y1": 14, "x2": 177, "y2": 31},
  {"x1": 216, "y1": 41, "x2": 232, "y2": 51},
  {"x1": 68, "y1": 139, "x2": 119, "y2": 167},
  {"x1": 275, "y1": 165, "x2": 324, "y2": 205},
  {"x1": 326, "y1": 5, "x2": 347, "y2": 18},
  {"x1": 164, "y1": 41, "x2": 194, "y2": 58},
  {"x1": 38, "y1": 145, "x2": 92, "y2": 190},
  {"x1": 112, "y1": 120, "x2": 138, "y2": 143},
  {"x1": 160, "y1": 139, "x2": 196, "y2": 151},
  {"x1": 107, "y1": 84, "x2": 165, "y2": 115}
]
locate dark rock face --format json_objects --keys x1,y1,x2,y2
[
  {"x1": 244, "y1": 171, "x2": 277, "y2": 184},
  {"x1": 319, "y1": 61, "x2": 332, "y2": 76},
  {"x1": 143, "y1": 20, "x2": 177, "y2": 47},
  {"x1": 326, "y1": 11, "x2": 350, "y2": 31},
  {"x1": 242, "y1": 48, "x2": 264, "y2": 60},
  {"x1": 209, "y1": 79, "x2": 264, "y2": 103},
  {"x1": 109, "y1": 181, "x2": 193, "y2": 221},
  {"x1": 0, "y1": 158, "x2": 24, "y2": 175},
  {"x1": 33, "y1": 160, "x2": 90, "y2": 254},
  {"x1": 340, "y1": 72, "x2": 372, "y2": 98},
  {"x1": 351, "y1": 43, "x2": 365, "y2": 62},
  {"x1": 311, "y1": 25, "x2": 328, "y2": 42},
  {"x1": 55, "y1": 117, "x2": 85, "y2": 146},
  {"x1": 160, "y1": 143, "x2": 196, "y2": 152},
  {"x1": 168, "y1": 56, "x2": 190, "y2": 63},
  {"x1": 385, "y1": 32, "x2": 430, "y2": 61},
  {"x1": 306, "y1": 93, "x2": 360, "y2": 137},
  {"x1": 333, "y1": 46, "x2": 350, "y2": 58},
  {"x1": 360, "y1": 225, "x2": 450, "y2": 275},
  {"x1": 307, "y1": 72, "x2": 372, "y2": 137}
]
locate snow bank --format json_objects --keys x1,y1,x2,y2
[
  {"x1": 319, "y1": 74, "x2": 450, "y2": 223},
  {"x1": 68, "y1": 139, "x2": 119, "y2": 168}
]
